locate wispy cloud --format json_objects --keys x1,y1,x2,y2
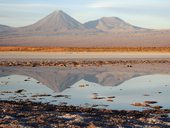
[
  {"x1": 87, "y1": 0, "x2": 170, "y2": 17},
  {"x1": 87, "y1": 0, "x2": 136, "y2": 8},
  {"x1": 0, "y1": 3, "x2": 58, "y2": 8},
  {"x1": 88, "y1": 2, "x2": 115, "y2": 8},
  {"x1": 87, "y1": 0, "x2": 170, "y2": 9}
]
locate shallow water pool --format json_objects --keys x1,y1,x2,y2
[{"x1": 0, "y1": 74, "x2": 170, "y2": 110}]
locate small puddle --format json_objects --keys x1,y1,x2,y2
[{"x1": 0, "y1": 74, "x2": 170, "y2": 110}]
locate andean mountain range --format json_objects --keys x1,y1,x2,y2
[{"x1": 0, "y1": 10, "x2": 170, "y2": 47}]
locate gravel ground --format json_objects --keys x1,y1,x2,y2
[{"x1": 0, "y1": 100, "x2": 170, "y2": 128}]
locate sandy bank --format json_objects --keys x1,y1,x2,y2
[{"x1": 1, "y1": 52, "x2": 170, "y2": 59}]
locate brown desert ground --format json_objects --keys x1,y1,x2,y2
[
  {"x1": 0, "y1": 46, "x2": 170, "y2": 52},
  {"x1": 1, "y1": 31, "x2": 170, "y2": 47}
]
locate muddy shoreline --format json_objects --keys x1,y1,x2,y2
[
  {"x1": 0, "y1": 100, "x2": 170, "y2": 128},
  {"x1": 0, "y1": 59, "x2": 170, "y2": 67}
]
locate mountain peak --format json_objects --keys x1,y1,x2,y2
[
  {"x1": 47, "y1": 10, "x2": 66, "y2": 19},
  {"x1": 50, "y1": 10, "x2": 64, "y2": 15},
  {"x1": 101, "y1": 16, "x2": 119, "y2": 19},
  {"x1": 84, "y1": 16, "x2": 141, "y2": 32},
  {"x1": 22, "y1": 10, "x2": 85, "y2": 32},
  {"x1": 57, "y1": 10, "x2": 64, "y2": 13},
  {"x1": 100, "y1": 17, "x2": 125, "y2": 23}
]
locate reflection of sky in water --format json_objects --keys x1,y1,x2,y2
[{"x1": 0, "y1": 74, "x2": 170, "y2": 110}]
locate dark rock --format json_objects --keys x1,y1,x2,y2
[{"x1": 15, "y1": 89, "x2": 26, "y2": 93}]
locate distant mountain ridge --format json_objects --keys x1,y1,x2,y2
[
  {"x1": 84, "y1": 17, "x2": 142, "y2": 32},
  {"x1": 1, "y1": 10, "x2": 170, "y2": 47},
  {"x1": 0, "y1": 10, "x2": 146, "y2": 34}
]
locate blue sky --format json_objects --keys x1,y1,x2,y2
[{"x1": 0, "y1": 0, "x2": 170, "y2": 29}]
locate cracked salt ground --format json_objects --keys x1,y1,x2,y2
[{"x1": 0, "y1": 74, "x2": 170, "y2": 110}]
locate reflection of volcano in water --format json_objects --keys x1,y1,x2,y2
[
  {"x1": 0, "y1": 74, "x2": 170, "y2": 110},
  {"x1": 0, "y1": 67, "x2": 140, "y2": 92}
]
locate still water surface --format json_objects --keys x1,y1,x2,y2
[{"x1": 0, "y1": 74, "x2": 170, "y2": 110}]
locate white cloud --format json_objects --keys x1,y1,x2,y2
[
  {"x1": 0, "y1": 3, "x2": 58, "y2": 8},
  {"x1": 88, "y1": 2, "x2": 115, "y2": 8},
  {"x1": 87, "y1": 0, "x2": 170, "y2": 9},
  {"x1": 87, "y1": 0, "x2": 135, "y2": 8}
]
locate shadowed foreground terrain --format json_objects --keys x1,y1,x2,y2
[{"x1": 0, "y1": 101, "x2": 170, "y2": 128}]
